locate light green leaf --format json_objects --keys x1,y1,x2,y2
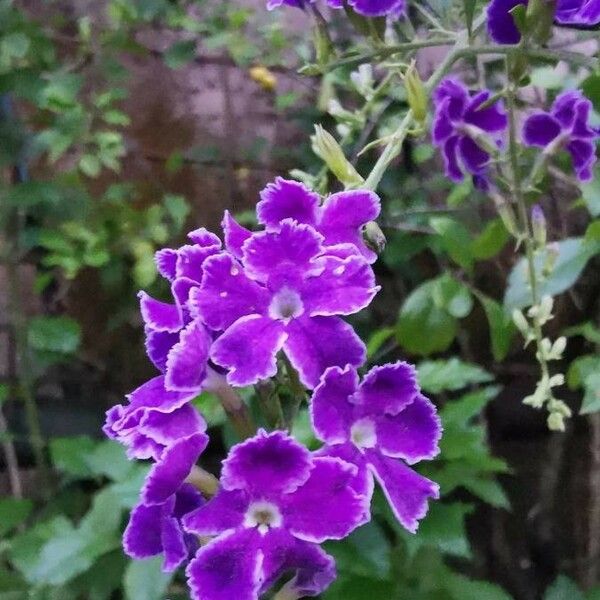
[
  {"x1": 504, "y1": 237, "x2": 600, "y2": 311},
  {"x1": 445, "y1": 573, "x2": 512, "y2": 600},
  {"x1": 564, "y1": 321, "x2": 600, "y2": 345},
  {"x1": 544, "y1": 575, "x2": 584, "y2": 600},
  {"x1": 440, "y1": 386, "x2": 501, "y2": 425},
  {"x1": 567, "y1": 355, "x2": 600, "y2": 389},
  {"x1": 436, "y1": 274, "x2": 473, "y2": 318},
  {"x1": 418, "y1": 359, "x2": 493, "y2": 394},
  {"x1": 580, "y1": 373, "x2": 600, "y2": 415},
  {"x1": 50, "y1": 436, "x2": 97, "y2": 478},
  {"x1": 124, "y1": 557, "x2": 173, "y2": 600},
  {"x1": 580, "y1": 177, "x2": 600, "y2": 217},
  {"x1": 28, "y1": 316, "x2": 81, "y2": 354},
  {"x1": 471, "y1": 218, "x2": 509, "y2": 261},
  {"x1": 84, "y1": 440, "x2": 135, "y2": 482}
]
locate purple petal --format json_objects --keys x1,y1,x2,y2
[
  {"x1": 486, "y1": 0, "x2": 525, "y2": 44},
  {"x1": 572, "y1": 100, "x2": 597, "y2": 139},
  {"x1": 191, "y1": 253, "x2": 269, "y2": 331},
  {"x1": 375, "y1": 394, "x2": 441, "y2": 463},
  {"x1": 161, "y1": 514, "x2": 188, "y2": 571},
  {"x1": 138, "y1": 404, "x2": 206, "y2": 447},
  {"x1": 366, "y1": 450, "x2": 439, "y2": 533},
  {"x1": 183, "y1": 488, "x2": 248, "y2": 536},
  {"x1": 522, "y1": 113, "x2": 562, "y2": 147},
  {"x1": 142, "y1": 432, "x2": 209, "y2": 505},
  {"x1": 145, "y1": 329, "x2": 178, "y2": 372},
  {"x1": 302, "y1": 255, "x2": 379, "y2": 317},
  {"x1": 126, "y1": 375, "x2": 198, "y2": 413},
  {"x1": 242, "y1": 219, "x2": 323, "y2": 284},
  {"x1": 356, "y1": 361, "x2": 419, "y2": 417},
  {"x1": 176, "y1": 244, "x2": 220, "y2": 283},
  {"x1": 187, "y1": 228, "x2": 222, "y2": 248},
  {"x1": 283, "y1": 315, "x2": 366, "y2": 389},
  {"x1": 464, "y1": 92, "x2": 508, "y2": 133},
  {"x1": 567, "y1": 139, "x2": 596, "y2": 180},
  {"x1": 222, "y1": 211, "x2": 252, "y2": 259},
  {"x1": 257, "y1": 177, "x2": 320, "y2": 229},
  {"x1": 283, "y1": 456, "x2": 368, "y2": 542},
  {"x1": 173, "y1": 482, "x2": 205, "y2": 519},
  {"x1": 260, "y1": 529, "x2": 336, "y2": 597},
  {"x1": 123, "y1": 500, "x2": 168, "y2": 560},
  {"x1": 186, "y1": 529, "x2": 262, "y2": 600},
  {"x1": 155, "y1": 249, "x2": 178, "y2": 281},
  {"x1": 442, "y1": 135, "x2": 464, "y2": 182},
  {"x1": 458, "y1": 135, "x2": 490, "y2": 175},
  {"x1": 433, "y1": 79, "x2": 468, "y2": 120},
  {"x1": 552, "y1": 91, "x2": 579, "y2": 129},
  {"x1": 221, "y1": 429, "x2": 312, "y2": 495},
  {"x1": 165, "y1": 319, "x2": 211, "y2": 392},
  {"x1": 432, "y1": 97, "x2": 454, "y2": 144},
  {"x1": 317, "y1": 190, "x2": 381, "y2": 263},
  {"x1": 316, "y1": 443, "x2": 374, "y2": 499},
  {"x1": 171, "y1": 277, "x2": 197, "y2": 314},
  {"x1": 138, "y1": 292, "x2": 182, "y2": 333},
  {"x1": 211, "y1": 315, "x2": 286, "y2": 386},
  {"x1": 348, "y1": 0, "x2": 405, "y2": 16},
  {"x1": 310, "y1": 365, "x2": 359, "y2": 444}
]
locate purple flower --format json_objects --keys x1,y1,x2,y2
[
  {"x1": 256, "y1": 178, "x2": 381, "y2": 264},
  {"x1": 267, "y1": 0, "x2": 406, "y2": 17},
  {"x1": 487, "y1": 0, "x2": 600, "y2": 44},
  {"x1": 124, "y1": 483, "x2": 204, "y2": 572},
  {"x1": 432, "y1": 78, "x2": 508, "y2": 183},
  {"x1": 183, "y1": 430, "x2": 368, "y2": 600},
  {"x1": 192, "y1": 218, "x2": 378, "y2": 388},
  {"x1": 523, "y1": 90, "x2": 600, "y2": 181},
  {"x1": 310, "y1": 363, "x2": 441, "y2": 532}
]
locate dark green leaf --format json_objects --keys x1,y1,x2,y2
[
  {"x1": 471, "y1": 218, "x2": 509, "y2": 261},
  {"x1": 163, "y1": 40, "x2": 196, "y2": 69},
  {"x1": 50, "y1": 436, "x2": 97, "y2": 478},
  {"x1": 475, "y1": 292, "x2": 516, "y2": 361},
  {"x1": 418, "y1": 359, "x2": 493, "y2": 394},
  {"x1": 366, "y1": 327, "x2": 396, "y2": 359},
  {"x1": 0, "y1": 498, "x2": 33, "y2": 536},
  {"x1": 430, "y1": 216, "x2": 473, "y2": 272},
  {"x1": 582, "y1": 73, "x2": 600, "y2": 113},
  {"x1": 544, "y1": 575, "x2": 584, "y2": 600}
]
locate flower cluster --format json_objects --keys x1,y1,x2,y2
[
  {"x1": 523, "y1": 90, "x2": 600, "y2": 182},
  {"x1": 487, "y1": 0, "x2": 600, "y2": 44},
  {"x1": 104, "y1": 176, "x2": 441, "y2": 599}
]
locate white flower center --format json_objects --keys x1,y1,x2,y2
[
  {"x1": 350, "y1": 418, "x2": 377, "y2": 449},
  {"x1": 268, "y1": 287, "x2": 304, "y2": 322},
  {"x1": 244, "y1": 501, "x2": 282, "y2": 535}
]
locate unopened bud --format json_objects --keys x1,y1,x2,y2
[
  {"x1": 312, "y1": 125, "x2": 364, "y2": 187},
  {"x1": 543, "y1": 242, "x2": 560, "y2": 276},
  {"x1": 489, "y1": 189, "x2": 519, "y2": 239},
  {"x1": 548, "y1": 336, "x2": 567, "y2": 360},
  {"x1": 364, "y1": 221, "x2": 386, "y2": 254},
  {"x1": 512, "y1": 309, "x2": 530, "y2": 335},
  {"x1": 547, "y1": 411, "x2": 565, "y2": 431},
  {"x1": 548, "y1": 373, "x2": 565, "y2": 388},
  {"x1": 404, "y1": 61, "x2": 428, "y2": 125},
  {"x1": 313, "y1": 17, "x2": 334, "y2": 67},
  {"x1": 531, "y1": 204, "x2": 547, "y2": 248}
]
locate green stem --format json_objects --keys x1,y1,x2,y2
[
  {"x1": 212, "y1": 382, "x2": 256, "y2": 439},
  {"x1": 280, "y1": 354, "x2": 306, "y2": 431}
]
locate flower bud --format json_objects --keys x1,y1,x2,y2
[
  {"x1": 364, "y1": 221, "x2": 386, "y2": 254},
  {"x1": 512, "y1": 309, "x2": 530, "y2": 335},
  {"x1": 531, "y1": 204, "x2": 547, "y2": 248},
  {"x1": 311, "y1": 125, "x2": 364, "y2": 187},
  {"x1": 543, "y1": 242, "x2": 560, "y2": 276},
  {"x1": 249, "y1": 66, "x2": 277, "y2": 92},
  {"x1": 547, "y1": 411, "x2": 566, "y2": 431},
  {"x1": 489, "y1": 189, "x2": 520, "y2": 239},
  {"x1": 548, "y1": 336, "x2": 567, "y2": 360},
  {"x1": 404, "y1": 61, "x2": 428, "y2": 125}
]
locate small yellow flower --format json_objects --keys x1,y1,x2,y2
[{"x1": 249, "y1": 66, "x2": 277, "y2": 92}]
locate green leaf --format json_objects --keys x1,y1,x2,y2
[
  {"x1": 397, "y1": 279, "x2": 457, "y2": 356},
  {"x1": 462, "y1": 477, "x2": 510, "y2": 509},
  {"x1": 402, "y1": 502, "x2": 474, "y2": 558},
  {"x1": 582, "y1": 73, "x2": 600, "y2": 113},
  {"x1": 580, "y1": 373, "x2": 600, "y2": 415},
  {"x1": 124, "y1": 557, "x2": 173, "y2": 600},
  {"x1": 474, "y1": 292, "x2": 516, "y2": 361},
  {"x1": 580, "y1": 177, "x2": 600, "y2": 217},
  {"x1": 84, "y1": 440, "x2": 135, "y2": 482},
  {"x1": 445, "y1": 573, "x2": 512, "y2": 600},
  {"x1": 430, "y1": 216, "x2": 473, "y2": 272},
  {"x1": 0, "y1": 498, "x2": 33, "y2": 536},
  {"x1": 366, "y1": 327, "x2": 395, "y2": 358},
  {"x1": 440, "y1": 386, "x2": 501, "y2": 424},
  {"x1": 463, "y1": 0, "x2": 477, "y2": 35},
  {"x1": 585, "y1": 220, "x2": 600, "y2": 243},
  {"x1": 504, "y1": 237, "x2": 600, "y2": 311},
  {"x1": 544, "y1": 575, "x2": 584, "y2": 600},
  {"x1": 28, "y1": 316, "x2": 81, "y2": 354},
  {"x1": 418, "y1": 359, "x2": 493, "y2": 394},
  {"x1": 564, "y1": 321, "x2": 600, "y2": 345},
  {"x1": 437, "y1": 274, "x2": 473, "y2": 318},
  {"x1": 50, "y1": 436, "x2": 97, "y2": 478},
  {"x1": 530, "y1": 66, "x2": 564, "y2": 89},
  {"x1": 79, "y1": 154, "x2": 101, "y2": 177},
  {"x1": 163, "y1": 40, "x2": 196, "y2": 69},
  {"x1": 567, "y1": 355, "x2": 600, "y2": 389},
  {"x1": 2, "y1": 33, "x2": 30, "y2": 59},
  {"x1": 471, "y1": 218, "x2": 509, "y2": 261}
]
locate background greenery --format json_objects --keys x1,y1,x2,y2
[{"x1": 0, "y1": 0, "x2": 599, "y2": 599}]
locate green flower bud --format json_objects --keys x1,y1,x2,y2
[
  {"x1": 404, "y1": 61, "x2": 428, "y2": 125},
  {"x1": 364, "y1": 221, "x2": 386, "y2": 254},
  {"x1": 311, "y1": 125, "x2": 364, "y2": 187}
]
